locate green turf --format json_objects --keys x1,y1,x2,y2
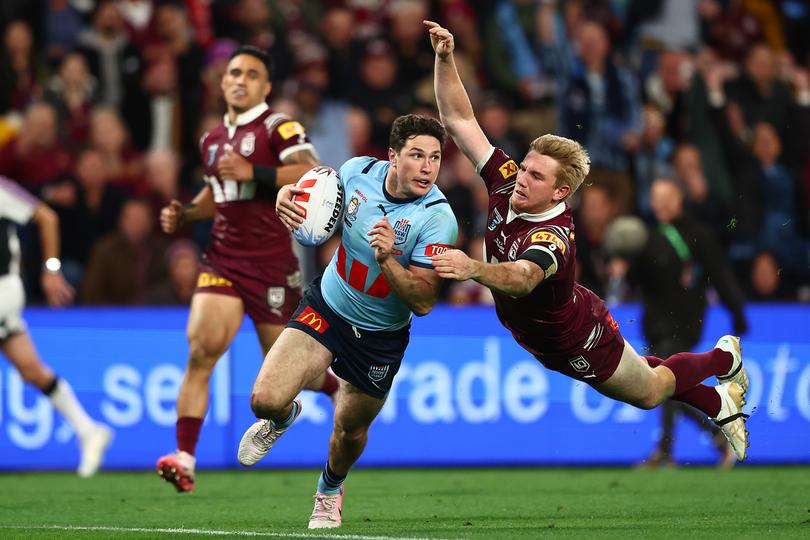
[{"x1": 0, "y1": 468, "x2": 807, "y2": 539}]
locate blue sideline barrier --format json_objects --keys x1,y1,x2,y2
[{"x1": 1, "y1": 303, "x2": 808, "y2": 469}]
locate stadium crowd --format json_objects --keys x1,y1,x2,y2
[{"x1": 2, "y1": 0, "x2": 809, "y2": 306}]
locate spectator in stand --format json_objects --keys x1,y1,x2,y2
[
  {"x1": 746, "y1": 250, "x2": 798, "y2": 302},
  {"x1": 0, "y1": 101, "x2": 72, "y2": 193},
  {"x1": 89, "y1": 105, "x2": 145, "y2": 196},
  {"x1": 81, "y1": 198, "x2": 170, "y2": 304},
  {"x1": 643, "y1": 49, "x2": 693, "y2": 143},
  {"x1": 75, "y1": 0, "x2": 145, "y2": 119},
  {"x1": 199, "y1": 39, "x2": 237, "y2": 117},
  {"x1": 351, "y1": 39, "x2": 414, "y2": 150},
  {"x1": 45, "y1": 0, "x2": 85, "y2": 66},
  {"x1": 43, "y1": 52, "x2": 99, "y2": 150},
  {"x1": 574, "y1": 183, "x2": 620, "y2": 299},
  {"x1": 0, "y1": 20, "x2": 41, "y2": 115},
  {"x1": 345, "y1": 106, "x2": 387, "y2": 160},
  {"x1": 478, "y1": 93, "x2": 527, "y2": 161},
  {"x1": 671, "y1": 143, "x2": 728, "y2": 237},
  {"x1": 43, "y1": 147, "x2": 129, "y2": 285},
  {"x1": 319, "y1": 6, "x2": 356, "y2": 101},
  {"x1": 630, "y1": 103, "x2": 674, "y2": 220},
  {"x1": 143, "y1": 147, "x2": 186, "y2": 221},
  {"x1": 146, "y1": 238, "x2": 201, "y2": 305},
  {"x1": 557, "y1": 20, "x2": 642, "y2": 172},
  {"x1": 387, "y1": 0, "x2": 435, "y2": 90}
]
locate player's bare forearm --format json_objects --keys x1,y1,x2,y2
[
  {"x1": 427, "y1": 20, "x2": 491, "y2": 166},
  {"x1": 472, "y1": 260, "x2": 544, "y2": 298},
  {"x1": 277, "y1": 149, "x2": 319, "y2": 186},
  {"x1": 378, "y1": 257, "x2": 440, "y2": 316}
]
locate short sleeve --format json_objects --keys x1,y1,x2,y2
[
  {"x1": 477, "y1": 147, "x2": 519, "y2": 194},
  {"x1": 410, "y1": 206, "x2": 458, "y2": 269},
  {"x1": 267, "y1": 115, "x2": 318, "y2": 162},
  {"x1": 516, "y1": 226, "x2": 571, "y2": 279},
  {"x1": 0, "y1": 176, "x2": 37, "y2": 224}
]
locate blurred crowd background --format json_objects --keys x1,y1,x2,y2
[{"x1": 2, "y1": 0, "x2": 809, "y2": 308}]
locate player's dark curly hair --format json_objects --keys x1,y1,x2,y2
[{"x1": 389, "y1": 114, "x2": 447, "y2": 152}]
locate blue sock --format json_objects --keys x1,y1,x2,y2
[
  {"x1": 273, "y1": 401, "x2": 299, "y2": 429},
  {"x1": 317, "y1": 462, "x2": 346, "y2": 494}
]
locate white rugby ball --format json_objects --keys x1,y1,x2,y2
[{"x1": 291, "y1": 166, "x2": 344, "y2": 246}]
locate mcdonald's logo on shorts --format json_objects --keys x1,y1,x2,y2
[{"x1": 295, "y1": 306, "x2": 329, "y2": 333}]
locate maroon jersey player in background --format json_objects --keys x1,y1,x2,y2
[
  {"x1": 426, "y1": 22, "x2": 750, "y2": 461},
  {"x1": 156, "y1": 45, "x2": 338, "y2": 493}
]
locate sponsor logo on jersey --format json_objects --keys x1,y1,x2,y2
[
  {"x1": 487, "y1": 208, "x2": 503, "y2": 232},
  {"x1": 569, "y1": 355, "x2": 591, "y2": 373},
  {"x1": 295, "y1": 306, "x2": 328, "y2": 333},
  {"x1": 240, "y1": 132, "x2": 255, "y2": 156},
  {"x1": 267, "y1": 286, "x2": 285, "y2": 308},
  {"x1": 494, "y1": 231, "x2": 507, "y2": 255},
  {"x1": 508, "y1": 241, "x2": 519, "y2": 261},
  {"x1": 499, "y1": 160, "x2": 518, "y2": 179},
  {"x1": 197, "y1": 272, "x2": 232, "y2": 288},
  {"x1": 368, "y1": 363, "x2": 390, "y2": 382},
  {"x1": 344, "y1": 196, "x2": 360, "y2": 227},
  {"x1": 606, "y1": 312, "x2": 619, "y2": 331},
  {"x1": 278, "y1": 121, "x2": 305, "y2": 140},
  {"x1": 425, "y1": 243, "x2": 453, "y2": 256},
  {"x1": 393, "y1": 218, "x2": 412, "y2": 245},
  {"x1": 354, "y1": 188, "x2": 368, "y2": 203},
  {"x1": 207, "y1": 144, "x2": 219, "y2": 166},
  {"x1": 530, "y1": 231, "x2": 566, "y2": 253}
]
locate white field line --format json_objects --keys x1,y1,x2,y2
[{"x1": 0, "y1": 524, "x2": 466, "y2": 540}]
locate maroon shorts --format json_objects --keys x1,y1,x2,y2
[
  {"x1": 195, "y1": 255, "x2": 302, "y2": 325},
  {"x1": 526, "y1": 310, "x2": 625, "y2": 384}
]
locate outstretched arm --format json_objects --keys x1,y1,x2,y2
[
  {"x1": 425, "y1": 20, "x2": 491, "y2": 167},
  {"x1": 432, "y1": 249, "x2": 544, "y2": 298}
]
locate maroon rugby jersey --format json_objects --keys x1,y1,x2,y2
[
  {"x1": 479, "y1": 147, "x2": 614, "y2": 359},
  {"x1": 200, "y1": 103, "x2": 315, "y2": 261}
]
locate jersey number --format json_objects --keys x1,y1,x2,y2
[{"x1": 206, "y1": 176, "x2": 256, "y2": 203}]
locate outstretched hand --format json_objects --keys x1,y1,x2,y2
[
  {"x1": 431, "y1": 249, "x2": 476, "y2": 281},
  {"x1": 424, "y1": 20, "x2": 454, "y2": 59}
]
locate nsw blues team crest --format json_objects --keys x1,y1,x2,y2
[
  {"x1": 207, "y1": 144, "x2": 219, "y2": 166},
  {"x1": 344, "y1": 196, "x2": 360, "y2": 227},
  {"x1": 393, "y1": 218, "x2": 412, "y2": 245}
]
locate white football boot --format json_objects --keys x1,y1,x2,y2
[
  {"x1": 77, "y1": 423, "x2": 113, "y2": 478},
  {"x1": 238, "y1": 399, "x2": 302, "y2": 466},
  {"x1": 308, "y1": 487, "x2": 344, "y2": 529},
  {"x1": 715, "y1": 335, "x2": 748, "y2": 393},
  {"x1": 713, "y1": 382, "x2": 749, "y2": 462}
]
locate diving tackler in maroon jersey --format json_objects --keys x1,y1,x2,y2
[{"x1": 479, "y1": 147, "x2": 623, "y2": 383}]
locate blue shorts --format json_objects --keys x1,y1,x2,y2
[{"x1": 287, "y1": 277, "x2": 410, "y2": 399}]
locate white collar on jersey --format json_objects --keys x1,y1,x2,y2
[
  {"x1": 224, "y1": 102, "x2": 269, "y2": 128},
  {"x1": 507, "y1": 201, "x2": 566, "y2": 223}
]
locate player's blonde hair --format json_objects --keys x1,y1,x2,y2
[{"x1": 529, "y1": 134, "x2": 591, "y2": 199}]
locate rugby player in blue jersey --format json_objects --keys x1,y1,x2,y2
[{"x1": 237, "y1": 114, "x2": 458, "y2": 529}]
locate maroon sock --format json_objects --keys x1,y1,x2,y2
[
  {"x1": 177, "y1": 417, "x2": 203, "y2": 455},
  {"x1": 661, "y1": 350, "x2": 732, "y2": 394},
  {"x1": 320, "y1": 370, "x2": 339, "y2": 396},
  {"x1": 672, "y1": 384, "x2": 722, "y2": 417}
]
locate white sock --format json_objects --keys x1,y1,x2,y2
[{"x1": 48, "y1": 378, "x2": 97, "y2": 439}]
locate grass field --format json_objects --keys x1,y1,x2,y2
[{"x1": 0, "y1": 467, "x2": 807, "y2": 539}]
